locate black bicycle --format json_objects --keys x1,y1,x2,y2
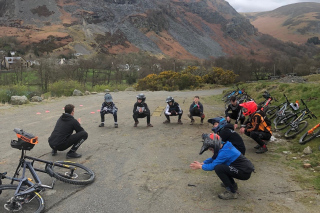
[
  {"x1": 0, "y1": 128, "x2": 95, "y2": 213},
  {"x1": 271, "y1": 94, "x2": 297, "y2": 125}
]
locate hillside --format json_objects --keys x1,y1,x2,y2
[{"x1": 242, "y1": 2, "x2": 320, "y2": 44}]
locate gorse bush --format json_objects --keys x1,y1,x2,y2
[{"x1": 202, "y1": 67, "x2": 238, "y2": 85}]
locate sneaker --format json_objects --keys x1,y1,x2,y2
[
  {"x1": 254, "y1": 144, "x2": 261, "y2": 149},
  {"x1": 177, "y1": 119, "x2": 183, "y2": 124},
  {"x1": 134, "y1": 121, "x2": 139, "y2": 127},
  {"x1": 163, "y1": 120, "x2": 170, "y2": 124},
  {"x1": 114, "y1": 123, "x2": 118, "y2": 128},
  {"x1": 51, "y1": 149, "x2": 57, "y2": 156},
  {"x1": 220, "y1": 182, "x2": 238, "y2": 191},
  {"x1": 200, "y1": 119, "x2": 204, "y2": 124},
  {"x1": 66, "y1": 152, "x2": 82, "y2": 159},
  {"x1": 147, "y1": 123, "x2": 153, "y2": 127},
  {"x1": 218, "y1": 190, "x2": 238, "y2": 200},
  {"x1": 190, "y1": 119, "x2": 195, "y2": 125},
  {"x1": 99, "y1": 123, "x2": 104, "y2": 127},
  {"x1": 256, "y1": 147, "x2": 268, "y2": 154}
]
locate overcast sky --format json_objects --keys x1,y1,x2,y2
[{"x1": 227, "y1": 0, "x2": 320, "y2": 12}]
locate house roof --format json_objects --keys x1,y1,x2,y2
[{"x1": 5, "y1": 57, "x2": 22, "y2": 64}]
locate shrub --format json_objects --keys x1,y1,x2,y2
[
  {"x1": 50, "y1": 80, "x2": 83, "y2": 97},
  {"x1": 202, "y1": 67, "x2": 238, "y2": 85}
]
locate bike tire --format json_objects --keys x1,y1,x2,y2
[
  {"x1": 284, "y1": 121, "x2": 308, "y2": 139},
  {"x1": 275, "y1": 113, "x2": 296, "y2": 130},
  {"x1": 299, "y1": 127, "x2": 320, "y2": 144},
  {"x1": 0, "y1": 184, "x2": 44, "y2": 213},
  {"x1": 266, "y1": 106, "x2": 279, "y2": 120},
  {"x1": 46, "y1": 161, "x2": 95, "y2": 185}
]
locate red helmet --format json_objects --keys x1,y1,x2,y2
[{"x1": 239, "y1": 101, "x2": 257, "y2": 116}]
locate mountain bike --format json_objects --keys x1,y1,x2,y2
[
  {"x1": 271, "y1": 94, "x2": 298, "y2": 125},
  {"x1": 258, "y1": 91, "x2": 277, "y2": 113},
  {"x1": 0, "y1": 128, "x2": 95, "y2": 213},
  {"x1": 299, "y1": 122, "x2": 320, "y2": 144},
  {"x1": 224, "y1": 91, "x2": 254, "y2": 109},
  {"x1": 222, "y1": 86, "x2": 242, "y2": 102}
]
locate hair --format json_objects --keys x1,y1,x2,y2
[
  {"x1": 194, "y1": 96, "x2": 200, "y2": 99},
  {"x1": 65, "y1": 104, "x2": 75, "y2": 114},
  {"x1": 230, "y1": 96, "x2": 236, "y2": 102}
]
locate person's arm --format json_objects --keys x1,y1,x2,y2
[
  {"x1": 112, "y1": 103, "x2": 118, "y2": 112},
  {"x1": 198, "y1": 102, "x2": 204, "y2": 113},
  {"x1": 225, "y1": 105, "x2": 231, "y2": 117},
  {"x1": 202, "y1": 151, "x2": 229, "y2": 171},
  {"x1": 101, "y1": 103, "x2": 105, "y2": 111},
  {"x1": 73, "y1": 119, "x2": 85, "y2": 133},
  {"x1": 247, "y1": 115, "x2": 261, "y2": 132},
  {"x1": 164, "y1": 105, "x2": 170, "y2": 115},
  {"x1": 177, "y1": 104, "x2": 182, "y2": 114},
  {"x1": 133, "y1": 103, "x2": 138, "y2": 114},
  {"x1": 189, "y1": 102, "x2": 194, "y2": 112},
  {"x1": 235, "y1": 108, "x2": 242, "y2": 124},
  {"x1": 203, "y1": 157, "x2": 214, "y2": 164},
  {"x1": 144, "y1": 103, "x2": 150, "y2": 113}
]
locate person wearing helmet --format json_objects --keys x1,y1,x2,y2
[
  {"x1": 190, "y1": 133, "x2": 255, "y2": 200},
  {"x1": 133, "y1": 93, "x2": 153, "y2": 127},
  {"x1": 208, "y1": 116, "x2": 246, "y2": 155},
  {"x1": 163, "y1": 96, "x2": 183, "y2": 124},
  {"x1": 99, "y1": 93, "x2": 118, "y2": 128},
  {"x1": 225, "y1": 96, "x2": 245, "y2": 129},
  {"x1": 188, "y1": 96, "x2": 205, "y2": 124},
  {"x1": 239, "y1": 101, "x2": 272, "y2": 154}
]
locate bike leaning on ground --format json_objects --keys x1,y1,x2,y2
[
  {"x1": 299, "y1": 122, "x2": 320, "y2": 144},
  {"x1": 0, "y1": 128, "x2": 95, "y2": 213}
]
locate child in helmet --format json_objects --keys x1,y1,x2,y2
[
  {"x1": 190, "y1": 133, "x2": 255, "y2": 200},
  {"x1": 225, "y1": 96, "x2": 245, "y2": 129},
  {"x1": 163, "y1": 96, "x2": 183, "y2": 124},
  {"x1": 208, "y1": 116, "x2": 246, "y2": 155},
  {"x1": 99, "y1": 93, "x2": 118, "y2": 128},
  {"x1": 133, "y1": 93, "x2": 153, "y2": 127},
  {"x1": 188, "y1": 96, "x2": 205, "y2": 124},
  {"x1": 239, "y1": 101, "x2": 272, "y2": 154}
]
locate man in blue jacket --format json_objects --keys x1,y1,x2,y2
[{"x1": 190, "y1": 133, "x2": 255, "y2": 199}]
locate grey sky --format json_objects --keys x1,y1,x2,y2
[{"x1": 226, "y1": 0, "x2": 320, "y2": 12}]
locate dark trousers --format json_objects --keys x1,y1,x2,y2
[
  {"x1": 189, "y1": 111, "x2": 204, "y2": 121},
  {"x1": 101, "y1": 112, "x2": 117, "y2": 122},
  {"x1": 245, "y1": 130, "x2": 271, "y2": 147},
  {"x1": 215, "y1": 164, "x2": 252, "y2": 190},
  {"x1": 133, "y1": 112, "x2": 150, "y2": 124},
  {"x1": 227, "y1": 113, "x2": 245, "y2": 124},
  {"x1": 164, "y1": 111, "x2": 183, "y2": 121},
  {"x1": 52, "y1": 131, "x2": 88, "y2": 152}
]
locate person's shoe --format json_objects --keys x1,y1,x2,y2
[
  {"x1": 51, "y1": 149, "x2": 57, "y2": 156},
  {"x1": 66, "y1": 152, "x2": 82, "y2": 159},
  {"x1": 220, "y1": 182, "x2": 238, "y2": 191},
  {"x1": 114, "y1": 123, "x2": 118, "y2": 128},
  {"x1": 256, "y1": 147, "x2": 268, "y2": 154},
  {"x1": 190, "y1": 119, "x2": 195, "y2": 125},
  {"x1": 218, "y1": 190, "x2": 238, "y2": 200},
  {"x1": 147, "y1": 123, "x2": 153, "y2": 127},
  {"x1": 99, "y1": 123, "x2": 104, "y2": 127},
  {"x1": 178, "y1": 119, "x2": 183, "y2": 124},
  {"x1": 134, "y1": 121, "x2": 139, "y2": 127},
  {"x1": 163, "y1": 120, "x2": 170, "y2": 124},
  {"x1": 254, "y1": 144, "x2": 261, "y2": 149},
  {"x1": 200, "y1": 119, "x2": 204, "y2": 124}
]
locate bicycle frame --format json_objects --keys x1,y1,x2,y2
[{"x1": 308, "y1": 123, "x2": 320, "y2": 135}]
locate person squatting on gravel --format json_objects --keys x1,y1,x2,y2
[
  {"x1": 163, "y1": 96, "x2": 183, "y2": 124},
  {"x1": 239, "y1": 101, "x2": 272, "y2": 154},
  {"x1": 99, "y1": 93, "x2": 118, "y2": 128},
  {"x1": 208, "y1": 116, "x2": 246, "y2": 155},
  {"x1": 225, "y1": 96, "x2": 245, "y2": 129},
  {"x1": 190, "y1": 133, "x2": 255, "y2": 200},
  {"x1": 188, "y1": 96, "x2": 205, "y2": 124},
  {"x1": 133, "y1": 93, "x2": 153, "y2": 127},
  {"x1": 48, "y1": 104, "x2": 88, "y2": 158}
]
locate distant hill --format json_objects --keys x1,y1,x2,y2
[{"x1": 242, "y1": 2, "x2": 320, "y2": 44}]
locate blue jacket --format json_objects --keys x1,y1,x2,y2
[{"x1": 202, "y1": 141, "x2": 241, "y2": 171}]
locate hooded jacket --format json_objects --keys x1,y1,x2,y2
[
  {"x1": 164, "y1": 102, "x2": 182, "y2": 115},
  {"x1": 189, "y1": 101, "x2": 203, "y2": 113},
  {"x1": 218, "y1": 124, "x2": 246, "y2": 155},
  {"x1": 100, "y1": 102, "x2": 118, "y2": 114},
  {"x1": 225, "y1": 103, "x2": 242, "y2": 124},
  {"x1": 133, "y1": 102, "x2": 150, "y2": 114},
  {"x1": 48, "y1": 113, "x2": 84, "y2": 147}
]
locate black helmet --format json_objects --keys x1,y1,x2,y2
[
  {"x1": 199, "y1": 133, "x2": 222, "y2": 155},
  {"x1": 166, "y1": 96, "x2": 174, "y2": 104},
  {"x1": 137, "y1": 93, "x2": 146, "y2": 103},
  {"x1": 104, "y1": 93, "x2": 113, "y2": 103}
]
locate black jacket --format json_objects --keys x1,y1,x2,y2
[
  {"x1": 133, "y1": 102, "x2": 150, "y2": 114},
  {"x1": 225, "y1": 103, "x2": 242, "y2": 124},
  {"x1": 48, "y1": 113, "x2": 84, "y2": 147},
  {"x1": 189, "y1": 101, "x2": 203, "y2": 113},
  {"x1": 230, "y1": 154, "x2": 255, "y2": 173},
  {"x1": 219, "y1": 124, "x2": 246, "y2": 155}
]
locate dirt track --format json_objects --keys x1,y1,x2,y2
[{"x1": 0, "y1": 89, "x2": 319, "y2": 213}]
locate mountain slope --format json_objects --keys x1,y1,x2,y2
[{"x1": 243, "y1": 2, "x2": 320, "y2": 44}]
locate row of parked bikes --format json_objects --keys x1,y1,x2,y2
[{"x1": 222, "y1": 86, "x2": 320, "y2": 144}]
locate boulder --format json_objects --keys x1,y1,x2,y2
[
  {"x1": 105, "y1": 89, "x2": 110, "y2": 93},
  {"x1": 125, "y1": 87, "x2": 135, "y2": 91},
  {"x1": 303, "y1": 146, "x2": 312, "y2": 155},
  {"x1": 85, "y1": 91, "x2": 91, "y2": 95},
  {"x1": 11, "y1": 96, "x2": 29, "y2": 105},
  {"x1": 73, "y1": 89, "x2": 83, "y2": 96},
  {"x1": 113, "y1": 89, "x2": 119, "y2": 92},
  {"x1": 30, "y1": 96, "x2": 42, "y2": 102},
  {"x1": 303, "y1": 163, "x2": 312, "y2": 168}
]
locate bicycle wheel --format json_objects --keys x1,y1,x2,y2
[
  {"x1": 0, "y1": 184, "x2": 44, "y2": 213},
  {"x1": 266, "y1": 106, "x2": 279, "y2": 120},
  {"x1": 284, "y1": 121, "x2": 308, "y2": 139},
  {"x1": 275, "y1": 113, "x2": 296, "y2": 130},
  {"x1": 299, "y1": 127, "x2": 320, "y2": 144},
  {"x1": 46, "y1": 161, "x2": 95, "y2": 185}
]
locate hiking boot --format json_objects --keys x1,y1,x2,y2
[
  {"x1": 163, "y1": 120, "x2": 170, "y2": 124},
  {"x1": 190, "y1": 119, "x2": 195, "y2": 125},
  {"x1": 254, "y1": 144, "x2": 261, "y2": 149},
  {"x1": 218, "y1": 190, "x2": 238, "y2": 200},
  {"x1": 114, "y1": 123, "x2": 118, "y2": 128},
  {"x1": 147, "y1": 123, "x2": 153, "y2": 127},
  {"x1": 66, "y1": 152, "x2": 82, "y2": 159},
  {"x1": 177, "y1": 119, "x2": 183, "y2": 124},
  {"x1": 51, "y1": 149, "x2": 57, "y2": 156},
  {"x1": 256, "y1": 147, "x2": 268, "y2": 154},
  {"x1": 99, "y1": 123, "x2": 104, "y2": 127},
  {"x1": 134, "y1": 121, "x2": 139, "y2": 127},
  {"x1": 220, "y1": 182, "x2": 238, "y2": 191}
]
